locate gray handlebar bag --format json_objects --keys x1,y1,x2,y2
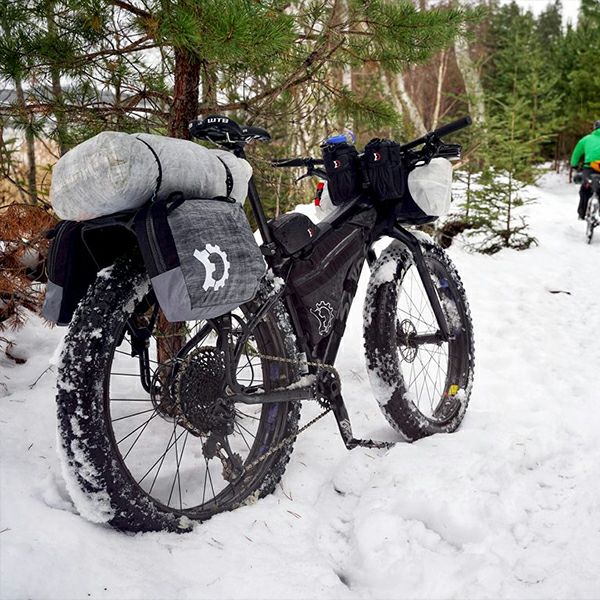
[
  {"x1": 50, "y1": 132, "x2": 252, "y2": 221},
  {"x1": 134, "y1": 196, "x2": 265, "y2": 322}
]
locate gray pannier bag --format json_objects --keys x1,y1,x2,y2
[{"x1": 133, "y1": 194, "x2": 265, "y2": 322}]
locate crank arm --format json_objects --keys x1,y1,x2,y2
[
  {"x1": 332, "y1": 401, "x2": 394, "y2": 450},
  {"x1": 228, "y1": 384, "x2": 315, "y2": 405},
  {"x1": 318, "y1": 371, "x2": 395, "y2": 451}
]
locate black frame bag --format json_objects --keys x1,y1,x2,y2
[{"x1": 288, "y1": 223, "x2": 366, "y2": 349}]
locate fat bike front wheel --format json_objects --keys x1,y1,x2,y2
[
  {"x1": 56, "y1": 256, "x2": 300, "y2": 532},
  {"x1": 364, "y1": 240, "x2": 474, "y2": 441}
]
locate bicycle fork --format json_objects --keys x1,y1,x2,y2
[{"x1": 390, "y1": 226, "x2": 451, "y2": 341}]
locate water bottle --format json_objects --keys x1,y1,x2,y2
[{"x1": 322, "y1": 129, "x2": 356, "y2": 146}]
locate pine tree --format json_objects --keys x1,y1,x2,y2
[
  {"x1": 467, "y1": 107, "x2": 538, "y2": 254},
  {"x1": 455, "y1": 1, "x2": 569, "y2": 253}
]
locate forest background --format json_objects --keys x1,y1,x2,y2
[{"x1": 1, "y1": 0, "x2": 599, "y2": 329}]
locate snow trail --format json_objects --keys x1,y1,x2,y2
[{"x1": 1, "y1": 171, "x2": 599, "y2": 599}]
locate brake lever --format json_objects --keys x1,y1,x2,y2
[
  {"x1": 295, "y1": 164, "x2": 328, "y2": 183},
  {"x1": 405, "y1": 137, "x2": 461, "y2": 167},
  {"x1": 436, "y1": 143, "x2": 462, "y2": 160}
]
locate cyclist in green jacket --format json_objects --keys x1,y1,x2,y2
[{"x1": 571, "y1": 120, "x2": 600, "y2": 219}]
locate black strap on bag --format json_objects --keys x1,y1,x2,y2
[
  {"x1": 137, "y1": 137, "x2": 234, "y2": 202},
  {"x1": 216, "y1": 156, "x2": 234, "y2": 197},
  {"x1": 136, "y1": 137, "x2": 163, "y2": 201}
]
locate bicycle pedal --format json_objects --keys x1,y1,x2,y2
[{"x1": 346, "y1": 437, "x2": 395, "y2": 450}]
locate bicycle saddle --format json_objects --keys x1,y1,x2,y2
[{"x1": 189, "y1": 115, "x2": 271, "y2": 144}]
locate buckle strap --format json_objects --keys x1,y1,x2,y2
[
  {"x1": 136, "y1": 137, "x2": 163, "y2": 202},
  {"x1": 216, "y1": 156, "x2": 234, "y2": 197}
]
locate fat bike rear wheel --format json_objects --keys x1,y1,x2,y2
[
  {"x1": 586, "y1": 196, "x2": 599, "y2": 244},
  {"x1": 364, "y1": 240, "x2": 474, "y2": 441},
  {"x1": 56, "y1": 256, "x2": 300, "y2": 532}
]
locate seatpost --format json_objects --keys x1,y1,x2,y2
[
  {"x1": 233, "y1": 144, "x2": 274, "y2": 246},
  {"x1": 247, "y1": 178, "x2": 274, "y2": 245}
]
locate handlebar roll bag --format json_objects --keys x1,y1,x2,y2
[
  {"x1": 134, "y1": 197, "x2": 265, "y2": 322},
  {"x1": 396, "y1": 158, "x2": 453, "y2": 224},
  {"x1": 50, "y1": 132, "x2": 253, "y2": 221},
  {"x1": 321, "y1": 143, "x2": 362, "y2": 206}
]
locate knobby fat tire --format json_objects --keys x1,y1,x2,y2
[
  {"x1": 56, "y1": 255, "x2": 301, "y2": 532},
  {"x1": 363, "y1": 239, "x2": 474, "y2": 441}
]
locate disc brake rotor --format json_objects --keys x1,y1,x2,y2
[{"x1": 396, "y1": 319, "x2": 418, "y2": 363}]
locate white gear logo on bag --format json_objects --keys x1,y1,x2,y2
[
  {"x1": 193, "y1": 244, "x2": 231, "y2": 291},
  {"x1": 310, "y1": 301, "x2": 335, "y2": 336}
]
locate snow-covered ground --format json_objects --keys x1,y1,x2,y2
[{"x1": 1, "y1": 171, "x2": 599, "y2": 600}]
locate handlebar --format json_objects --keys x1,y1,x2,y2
[
  {"x1": 271, "y1": 115, "x2": 472, "y2": 171},
  {"x1": 272, "y1": 157, "x2": 324, "y2": 168},
  {"x1": 399, "y1": 116, "x2": 472, "y2": 152}
]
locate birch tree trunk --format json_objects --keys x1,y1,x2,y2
[
  {"x1": 454, "y1": 36, "x2": 485, "y2": 125},
  {"x1": 431, "y1": 50, "x2": 448, "y2": 130},
  {"x1": 14, "y1": 76, "x2": 37, "y2": 204},
  {"x1": 46, "y1": 2, "x2": 69, "y2": 156},
  {"x1": 383, "y1": 71, "x2": 426, "y2": 136}
]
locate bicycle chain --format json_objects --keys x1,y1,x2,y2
[{"x1": 235, "y1": 352, "x2": 338, "y2": 476}]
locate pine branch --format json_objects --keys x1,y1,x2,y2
[{"x1": 108, "y1": 0, "x2": 151, "y2": 19}]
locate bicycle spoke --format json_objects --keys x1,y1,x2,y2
[
  {"x1": 234, "y1": 423, "x2": 252, "y2": 451},
  {"x1": 110, "y1": 398, "x2": 153, "y2": 402},
  {"x1": 235, "y1": 421, "x2": 258, "y2": 450},
  {"x1": 235, "y1": 409, "x2": 260, "y2": 421},
  {"x1": 117, "y1": 410, "x2": 159, "y2": 446},
  {"x1": 148, "y1": 426, "x2": 177, "y2": 495},
  {"x1": 111, "y1": 407, "x2": 155, "y2": 423},
  {"x1": 140, "y1": 426, "x2": 187, "y2": 487},
  {"x1": 205, "y1": 458, "x2": 217, "y2": 506}
]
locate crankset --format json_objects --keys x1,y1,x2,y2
[{"x1": 227, "y1": 349, "x2": 394, "y2": 452}]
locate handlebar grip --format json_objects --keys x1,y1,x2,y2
[{"x1": 433, "y1": 116, "x2": 472, "y2": 139}]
